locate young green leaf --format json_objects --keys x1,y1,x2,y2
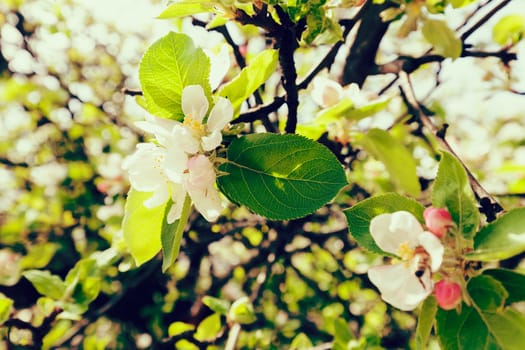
[
  {"x1": 483, "y1": 269, "x2": 525, "y2": 304},
  {"x1": 344, "y1": 193, "x2": 425, "y2": 255},
  {"x1": 218, "y1": 133, "x2": 347, "y2": 220},
  {"x1": 161, "y1": 196, "x2": 191, "y2": 272},
  {"x1": 22, "y1": 270, "x2": 66, "y2": 300},
  {"x1": 168, "y1": 322, "x2": 195, "y2": 337},
  {"x1": 290, "y1": 333, "x2": 314, "y2": 350},
  {"x1": 139, "y1": 32, "x2": 211, "y2": 120},
  {"x1": 219, "y1": 49, "x2": 278, "y2": 116},
  {"x1": 415, "y1": 296, "x2": 437, "y2": 350},
  {"x1": 194, "y1": 313, "x2": 222, "y2": 342},
  {"x1": 158, "y1": 1, "x2": 215, "y2": 19},
  {"x1": 492, "y1": 14, "x2": 525, "y2": 46},
  {"x1": 0, "y1": 294, "x2": 13, "y2": 325},
  {"x1": 467, "y1": 207, "x2": 525, "y2": 261},
  {"x1": 432, "y1": 151, "x2": 479, "y2": 239},
  {"x1": 359, "y1": 128, "x2": 421, "y2": 197},
  {"x1": 122, "y1": 189, "x2": 164, "y2": 266},
  {"x1": 422, "y1": 19, "x2": 462, "y2": 59},
  {"x1": 202, "y1": 296, "x2": 231, "y2": 316}
]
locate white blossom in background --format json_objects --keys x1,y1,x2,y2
[
  {"x1": 123, "y1": 85, "x2": 232, "y2": 223},
  {"x1": 367, "y1": 211, "x2": 444, "y2": 311}
]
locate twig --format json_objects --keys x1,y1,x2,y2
[
  {"x1": 460, "y1": 0, "x2": 513, "y2": 41},
  {"x1": 224, "y1": 323, "x2": 242, "y2": 350},
  {"x1": 398, "y1": 71, "x2": 504, "y2": 220}
]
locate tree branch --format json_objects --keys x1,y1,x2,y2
[
  {"x1": 398, "y1": 72, "x2": 504, "y2": 221},
  {"x1": 460, "y1": 0, "x2": 513, "y2": 41}
]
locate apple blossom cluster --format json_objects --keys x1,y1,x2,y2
[
  {"x1": 368, "y1": 207, "x2": 462, "y2": 311},
  {"x1": 123, "y1": 85, "x2": 233, "y2": 223}
]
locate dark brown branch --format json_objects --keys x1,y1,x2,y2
[
  {"x1": 233, "y1": 96, "x2": 285, "y2": 124},
  {"x1": 121, "y1": 88, "x2": 143, "y2": 96},
  {"x1": 342, "y1": 1, "x2": 395, "y2": 86},
  {"x1": 460, "y1": 0, "x2": 513, "y2": 41},
  {"x1": 398, "y1": 72, "x2": 504, "y2": 221}
]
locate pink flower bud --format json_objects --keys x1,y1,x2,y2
[
  {"x1": 423, "y1": 207, "x2": 453, "y2": 238},
  {"x1": 435, "y1": 280, "x2": 462, "y2": 310}
]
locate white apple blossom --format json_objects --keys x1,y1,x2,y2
[
  {"x1": 367, "y1": 211, "x2": 444, "y2": 311},
  {"x1": 123, "y1": 84, "x2": 231, "y2": 223}
]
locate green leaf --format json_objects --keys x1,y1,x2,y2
[
  {"x1": 467, "y1": 208, "x2": 525, "y2": 261},
  {"x1": 168, "y1": 321, "x2": 195, "y2": 337},
  {"x1": 359, "y1": 128, "x2": 421, "y2": 196},
  {"x1": 139, "y1": 32, "x2": 211, "y2": 120},
  {"x1": 483, "y1": 269, "x2": 525, "y2": 304},
  {"x1": 344, "y1": 193, "x2": 425, "y2": 254},
  {"x1": 202, "y1": 296, "x2": 231, "y2": 315},
  {"x1": 468, "y1": 275, "x2": 508, "y2": 312},
  {"x1": 122, "y1": 189, "x2": 164, "y2": 266},
  {"x1": 0, "y1": 294, "x2": 13, "y2": 324},
  {"x1": 218, "y1": 133, "x2": 347, "y2": 220},
  {"x1": 228, "y1": 297, "x2": 256, "y2": 324},
  {"x1": 158, "y1": 1, "x2": 215, "y2": 19},
  {"x1": 333, "y1": 317, "x2": 354, "y2": 348},
  {"x1": 194, "y1": 313, "x2": 222, "y2": 342},
  {"x1": 161, "y1": 195, "x2": 191, "y2": 272},
  {"x1": 65, "y1": 259, "x2": 101, "y2": 305},
  {"x1": 492, "y1": 14, "x2": 525, "y2": 46},
  {"x1": 23, "y1": 270, "x2": 66, "y2": 300},
  {"x1": 449, "y1": 0, "x2": 477, "y2": 8},
  {"x1": 219, "y1": 49, "x2": 278, "y2": 116},
  {"x1": 290, "y1": 333, "x2": 314, "y2": 350},
  {"x1": 432, "y1": 151, "x2": 479, "y2": 239},
  {"x1": 422, "y1": 19, "x2": 462, "y2": 59},
  {"x1": 481, "y1": 308, "x2": 525, "y2": 350},
  {"x1": 416, "y1": 296, "x2": 437, "y2": 350}
]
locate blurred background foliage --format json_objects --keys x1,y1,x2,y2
[{"x1": 0, "y1": 0, "x2": 524, "y2": 349}]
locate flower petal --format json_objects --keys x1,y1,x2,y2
[
  {"x1": 187, "y1": 183, "x2": 223, "y2": 222},
  {"x1": 182, "y1": 85, "x2": 209, "y2": 122},
  {"x1": 143, "y1": 186, "x2": 169, "y2": 208},
  {"x1": 207, "y1": 97, "x2": 233, "y2": 132},
  {"x1": 136, "y1": 115, "x2": 178, "y2": 147},
  {"x1": 370, "y1": 211, "x2": 423, "y2": 254},
  {"x1": 163, "y1": 147, "x2": 188, "y2": 183},
  {"x1": 201, "y1": 130, "x2": 222, "y2": 151},
  {"x1": 171, "y1": 124, "x2": 200, "y2": 154},
  {"x1": 167, "y1": 184, "x2": 186, "y2": 223},
  {"x1": 123, "y1": 143, "x2": 165, "y2": 191},
  {"x1": 369, "y1": 263, "x2": 432, "y2": 311},
  {"x1": 418, "y1": 231, "x2": 444, "y2": 272}
]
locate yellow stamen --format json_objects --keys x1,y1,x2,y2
[
  {"x1": 397, "y1": 242, "x2": 415, "y2": 268},
  {"x1": 183, "y1": 115, "x2": 206, "y2": 137}
]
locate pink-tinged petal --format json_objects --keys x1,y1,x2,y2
[
  {"x1": 435, "y1": 280, "x2": 462, "y2": 310},
  {"x1": 418, "y1": 231, "x2": 444, "y2": 272},
  {"x1": 311, "y1": 77, "x2": 343, "y2": 108},
  {"x1": 182, "y1": 85, "x2": 209, "y2": 122},
  {"x1": 201, "y1": 130, "x2": 222, "y2": 151},
  {"x1": 207, "y1": 97, "x2": 233, "y2": 132},
  {"x1": 186, "y1": 155, "x2": 216, "y2": 189},
  {"x1": 424, "y1": 207, "x2": 453, "y2": 238},
  {"x1": 171, "y1": 125, "x2": 200, "y2": 154},
  {"x1": 370, "y1": 211, "x2": 423, "y2": 254},
  {"x1": 167, "y1": 184, "x2": 186, "y2": 223}
]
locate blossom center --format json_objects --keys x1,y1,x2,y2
[
  {"x1": 183, "y1": 116, "x2": 206, "y2": 137},
  {"x1": 397, "y1": 242, "x2": 415, "y2": 261}
]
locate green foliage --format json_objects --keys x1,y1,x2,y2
[
  {"x1": 22, "y1": 270, "x2": 67, "y2": 300},
  {"x1": 139, "y1": 32, "x2": 211, "y2": 120},
  {"x1": 158, "y1": 1, "x2": 216, "y2": 18},
  {"x1": 194, "y1": 313, "x2": 223, "y2": 342},
  {"x1": 492, "y1": 14, "x2": 525, "y2": 45},
  {"x1": 344, "y1": 193, "x2": 425, "y2": 255},
  {"x1": 218, "y1": 133, "x2": 347, "y2": 220},
  {"x1": 467, "y1": 207, "x2": 525, "y2": 261},
  {"x1": 422, "y1": 18, "x2": 462, "y2": 59},
  {"x1": 432, "y1": 151, "x2": 479, "y2": 239},
  {"x1": 122, "y1": 189, "x2": 164, "y2": 266},
  {"x1": 0, "y1": 294, "x2": 13, "y2": 325},
  {"x1": 219, "y1": 49, "x2": 279, "y2": 116},
  {"x1": 483, "y1": 269, "x2": 525, "y2": 304},
  {"x1": 359, "y1": 128, "x2": 421, "y2": 196},
  {"x1": 415, "y1": 296, "x2": 437, "y2": 349},
  {"x1": 161, "y1": 196, "x2": 191, "y2": 272}
]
